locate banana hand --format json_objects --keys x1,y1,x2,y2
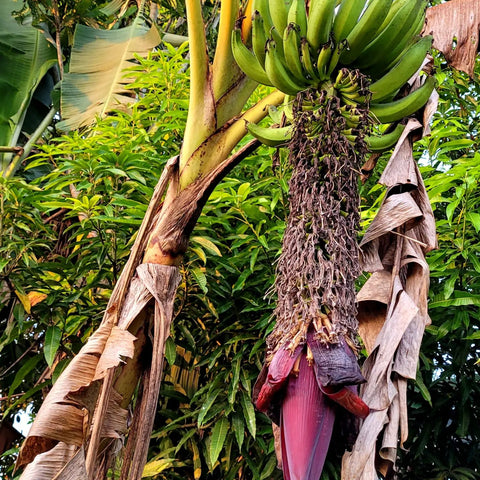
[
  {"x1": 246, "y1": 121, "x2": 293, "y2": 146},
  {"x1": 368, "y1": 35, "x2": 433, "y2": 103},
  {"x1": 370, "y1": 75, "x2": 436, "y2": 124},
  {"x1": 231, "y1": 28, "x2": 272, "y2": 86}
]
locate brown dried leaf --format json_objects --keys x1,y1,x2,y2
[
  {"x1": 425, "y1": 0, "x2": 480, "y2": 77},
  {"x1": 341, "y1": 410, "x2": 388, "y2": 480},
  {"x1": 118, "y1": 276, "x2": 153, "y2": 329},
  {"x1": 378, "y1": 387, "x2": 400, "y2": 476},
  {"x1": 394, "y1": 259, "x2": 431, "y2": 380},
  {"x1": 361, "y1": 277, "x2": 418, "y2": 410},
  {"x1": 379, "y1": 119, "x2": 422, "y2": 188},
  {"x1": 357, "y1": 270, "x2": 391, "y2": 355},
  {"x1": 101, "y1": 389, "x2": 128, "y2": 439},
  {"x1": 17, "y1": 322, "x2": 114, "y2": 468},
  {"x1": 53, "y1": 447, "x2": 88, "y2": 480},
  {"x1": 94, "y1": 326, "x2": 137, "y2": 380},
  {"x1": 360, "y1": 193, "x2": 423, "y2": 248},
  {"x1": 422, "y1": 88, "x2": 439, "y2": 137},
  {"x1": 19, "y1": 442, "x2": 79, "y2": 480}
]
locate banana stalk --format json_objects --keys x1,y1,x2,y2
[{"x1": 181, "y1": 0, "x2": 273, "y2": 189}]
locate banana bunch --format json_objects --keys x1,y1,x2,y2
[
  {"x1": 232, "y1": 0, "x2": 436, "y2": 131},
  {"x1": 245, "y1": 95, "x2": 408, "y2": 152}
]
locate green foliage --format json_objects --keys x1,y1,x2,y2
[
  {"x1": 0, "y1": 45, "x2": 190, "y2": 477},
  {"x1": 1, "y1": 7, "x2": 480, "y2": 480}
]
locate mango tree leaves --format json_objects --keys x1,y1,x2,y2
[
  {"x1": 43, "y1": 326, "x2": 62, "y2": 367},
  {"x1": 208, "y1": 416, "x2": 229, "y2": 467},
  {"x1": 9, "y1": 355, "x2": 43, "y2": 396}
]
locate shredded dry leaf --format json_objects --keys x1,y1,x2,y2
[
  {"x1": 342, "y1": 118, "x2": 437, "y2": 480},
  {"x1": 424, "y1": 0, "x2": 480, "y2": 77},
  {"x1": 19, "y1": 442, "x2": 80, "y2": 480}
]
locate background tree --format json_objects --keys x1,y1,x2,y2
[{"x1": 0, "y1": 0, "x2": 479, "y2": 479}]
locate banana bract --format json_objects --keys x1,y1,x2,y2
[
  {"x1": 253, "y1": 330, "x2": 369, "y2": 480},
  {"x1": 233, "y1": 0, "x2": 436, "y2": 147}
]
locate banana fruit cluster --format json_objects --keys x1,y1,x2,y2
[
  {"x1": 232, "y1": 0, "x2": 437, "y2": 149},
  {"x1": 246, "y1": 99, "x2": 408, "y2": 150}
]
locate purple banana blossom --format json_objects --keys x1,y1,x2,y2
[
  {"x1": 253, "y1": 328, "x2": 369, "y2": 480},
  {"x1": 280, "y1": 352, "x2": 336, "y2": 479}
]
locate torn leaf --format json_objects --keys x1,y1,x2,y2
[
  {"x1": 425, "y1": 0, "x2": 480, "y2": 77},
  {"x1": 344, "y1": 122, "x2": 436, "y2": 479}
]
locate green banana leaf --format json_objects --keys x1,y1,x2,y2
[
  {"x1": 0, "y1": 0, "x2": 57, "y2": 169},
  {"x1": 58, "y1": 15, "x2": 162, "y2": 131}
]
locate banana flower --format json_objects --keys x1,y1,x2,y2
[{"x1": 253, "y1": 327, "x2": 369, "y2": 480}]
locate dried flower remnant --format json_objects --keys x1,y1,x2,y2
[{"x1": 254, "y1": 89, "x2": 371, "y2": 480}]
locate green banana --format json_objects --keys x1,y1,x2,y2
[
  {"x1": 283, "y1": 96, "x2": 295, "y2": 120},
  {"x1": 254, "y1": 0, "x2": 285, "y2": 54},
  {"x1": 254, "y1": 0, "x2": 274, "y2": 32},
  {"x1": 268, "y1": 105, "x2": 285, "y2": 124},
  {"x1": 252, "y1": 10, "x2": 268, "y2": 68},
  {"x1": 283, "y1": 23, "x2": 308, "y2": 82},
  {"x1": 317, "y1": 43, "x2": 333, "y2": 81},
  {"x1": 269, "y1": 0, "x2": 290, "y2": 36},
  {"x1": 341, "y1": 111, "x2": 362, "y2": 128},
  {"x1": 334, "y1": 68, "x2": 347, "y2": 87},
  {"x1": 300, "y1": 38, "x2": 320, "y2": 83},
  {"x1": 368, "y1": 35, "x2": 433, "y2": 102},
  {"x1": 306, "y1": 0, "x2": 337, "y2": 51},
  {"x1": 336, "y1": 69, "x2": 359, "y2": 92},
  {"x1": 354, "y1": 0, "x2": 423, "y2": 70},
  {"x1": 287, "y1": 0, "x2": 308, "y2": 38},
  {"x1": 375, "y1": 0, "x2": 412, "y2": 33},
  {"x1": 246, "y1": 121, "x2": 293, "y2": 146},
  {"x1": 364, "y1": 123, "x2": 406, "y2": 151},
  {"x1": 325, "y1": 46, "x2": 340, "y2": 78},
  {"x1": 371, "y1": 4, "x2": 427, "y2": 77},
  {"x1": 231, "y1": 28, "x2": 272, "y2": 86},
  {"x1": 332, "y1": 0, "x2": 366, "y2": 43},
  {"x1": 341, "y1": 95, "x2": 361, "y2": 107},
  {"x1": 369, "y1": 75, "x2": 436, "y2": 124},
  {"x1": 340, "y1": 0, "x2": 393, "y2": 65},
  {"x1": 265, "y1": 40, "x2": 308, "y2": 95}
]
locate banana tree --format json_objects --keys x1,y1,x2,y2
[
  {"x1": 228, "y1": 0, "x2": 440, "y2": 479},
  {"x1": 9, "y1": 0, "x2": 479, "y2": 479},
  {"x1": 0, "y1": 1, "x2": 57, "y2": 178},
  {"x1": 13, "y1": 0, "x2": 283, "y2": 478}
]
